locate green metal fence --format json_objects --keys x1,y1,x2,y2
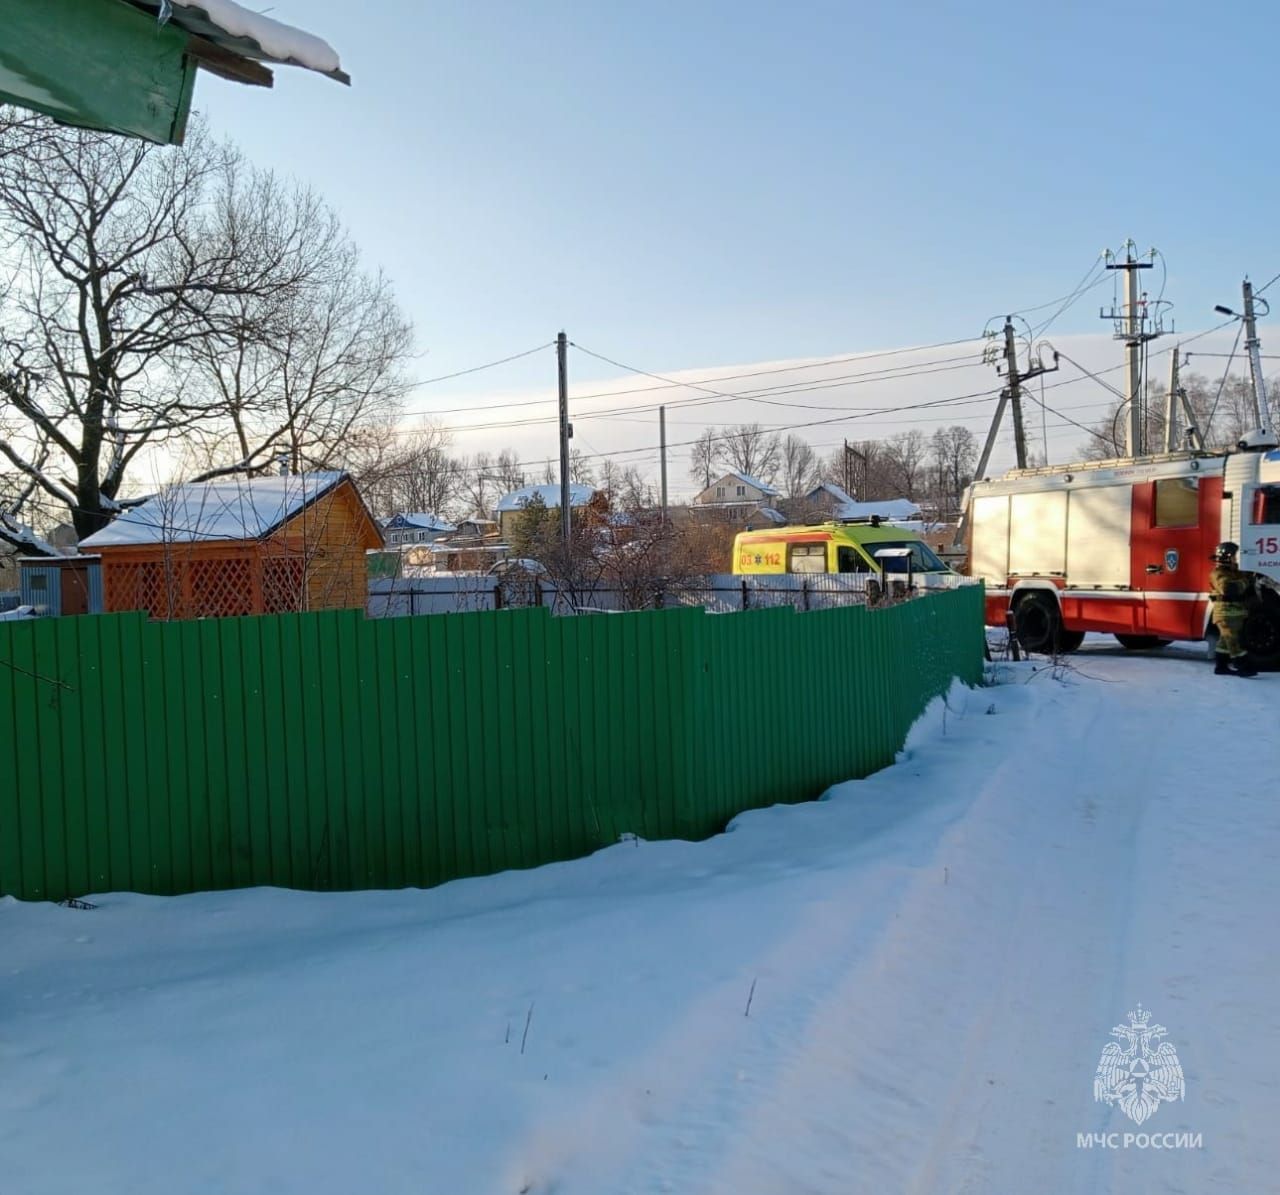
[{"x1": 0, "y1": 588, "x2": 984, "y2": 902}]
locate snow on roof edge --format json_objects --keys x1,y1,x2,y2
[{"x1": 172, "y1": 0, "x2": 343, "y2": 76}]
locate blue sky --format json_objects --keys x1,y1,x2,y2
[{"x1": 197, "y1": 1, "x2": 1276, "y2": 484}]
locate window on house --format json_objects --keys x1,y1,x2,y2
[
  {"x1": 736, "y1": 485, "x2": 745, "y2": 496},
  {"x1": 1154, "y1": 477, "x2": 1199, "y2": 527},
  {"x1": 1251, "y1": 485, "x2": 1280, "y2": 525},
  {"x1": 716, "y1": 486, "x2": 725, "y2": 498},
  {"x1": 789, "y1": 543, "x2": 827, "y2": 573},
  {"x1": 28, "y1": 574, "x2": 47, "y2": 590},
  {"x1": 837, "y1": 546, "x2": 870, "y2": 573}
]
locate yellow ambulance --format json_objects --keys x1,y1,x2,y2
[{"x1": 732, "y1": 520, "x2": 950, "y2": 577}]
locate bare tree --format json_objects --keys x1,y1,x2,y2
[
  {"x1": 0, "y1": 115, "x2": 413, "y2": 538},
  {"x1": 1078, "y1": 371, "x2": 1278, "y2": 461},
  {"x1": 459, "y1": 451, "x2": 494, "y2": 517},
  {"x1": 882, "y1": 430, "x2": 928, "y2": 499},
  {"x1": 185, "y1": 166, "x2": 411, "y2": 480},
  {"x1": 781, "y1": 434, "x2": 820, "y2": 499},
  {"x1": 491, "y1": 449, "x2": 527, "y2": 492},
  {"x1": 343, "y1": 423, "x2": 462, "y2": 519},
  {"x1": 715, "y1": 422, "x2": 782, "y2": 485},
  {"x1": 569, "y1": 448, "x2": 596, "y2": 486},
  {"x1": 688, "y1": 427, "x2": 717, "y2": 491},
  {"x1": 929, "y1": 425, "x2": 977, "y2": 517}
]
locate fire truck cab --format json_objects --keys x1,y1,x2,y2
[{"x1": 964, "y1": 447, "x2": 1280, "y2": 667}]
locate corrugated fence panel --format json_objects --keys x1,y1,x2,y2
[{"x1": 0, "y1": 587, "x2": 985, "y2": 902}]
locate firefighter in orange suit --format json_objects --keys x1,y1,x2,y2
[{"x1": 1209, "y1": 542, "x2": 1258, "y2": 676}]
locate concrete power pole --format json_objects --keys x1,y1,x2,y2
[
  {"x1": 1102, "y1": 242, "x2": 1165, "y2": 458},
  {"x1": 1003, "y1": 318, "x2": 1029, "y2": 470},
  {"x1": 974, "y1": 317, "x2": 1057, "y2": 480},
  {"x1": 557, "y1": 331, "x2": 571, "y2": 541},
  {"x1": 659, "y1": 405, "x2": 668, "y2": 519},
  {"x1": 1241, "y1": 280, "x2": 1277, "y2": 444},
  {"x1": 1162, "y1": 347, "x2": 1180, "y2": 453}
]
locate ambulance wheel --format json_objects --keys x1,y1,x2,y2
[
  {"x1": 1013, "y1": 592, "x2": 1061, "y2": 654},
  {"x1": 1242, "y1": 604, "x2": 1280, "y2": 670},
  {"x1": 1114, "y1": 634, "x2": 1170, "y2": 650}
]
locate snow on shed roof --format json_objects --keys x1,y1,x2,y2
[
  {"x1": 386, "y1": 512, "x2": 456, "y2": 532},
  {"x1": 163, "y1": 0, "x2": 343, "y2": 77},
  {"x1": 835, "y1": 498, "x2": 923, "y2": 522},
  {"x1": 81, "y1": 472, "x2": 347, "y2": 547},
  {"x1": 807, "y1": 480, "x2": 855, "y2": 505},
  {"x1": 724, "y1": 470, "x2": 779, "y2": 496},
  {"x1": 495, "y1": 484, "x2": 596, "y2": 513}
]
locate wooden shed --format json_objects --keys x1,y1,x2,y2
[
  {"x1": 80, "y1": 472, "x2": 383, "y2": 620},
  {"x1": 18, "y1": 555, "x2": 104, "y2": 617}
]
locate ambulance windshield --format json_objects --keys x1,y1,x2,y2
[{"x1": 873, "y1": 541, "x2": 947, "y2": 573}]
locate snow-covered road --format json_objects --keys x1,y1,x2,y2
[{"x1": 3, "y1": 642, "x2": 1277, "y2": 1194}]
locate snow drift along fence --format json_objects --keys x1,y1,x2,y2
[{"x1": 0, "y1": 588, "x2": 983, "y2": 902}]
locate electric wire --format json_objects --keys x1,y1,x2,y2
[
  {"x1": 1204, "y1": 319, "x2": 1246, "y2": 441},
  {"x1": 413, "y1": 343, "x2": 556, "y2": 387}
]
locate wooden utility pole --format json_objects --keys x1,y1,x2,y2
[{"x1": 557, "y1": 331, "x2": 570, "y2": 540}]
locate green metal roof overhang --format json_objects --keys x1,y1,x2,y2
[{"x1": 0, "y1": 0, "x2": 347, "y2": 145}]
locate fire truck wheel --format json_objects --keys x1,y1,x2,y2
[
  {"x1": 1242, "y1": 605, "x2": 1280, "y2": 669},
  {"x1": 1057, "y1": 630, "x2": 1086, "y2": 653},
  {"x1": 1012, "y1": 592, "x2": 1062, "y2": 654},
  {"x1": 1114, "y1": 634, "x2": 1171, "y2": 650}
]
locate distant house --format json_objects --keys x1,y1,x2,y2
[
  {"x1": 80, "y1": 471, "x2": 383, "y2": 619},
  {"x1": 382, "y1": 512, "x2": 457, "y2": 547},
  {"x1": 454, "y1": 516, "x2": 498, "y2": 540},
  {"x1": 804, "y1": 481, "x2": 856, "y2": 516},
  {"x1": 494, "y1": 484, "x2": 597, "y2": 540},
  {"x1": 692, "y1": 470, "x2": 784, "y2": 526}
]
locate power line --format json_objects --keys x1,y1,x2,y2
[
  {"x1": 1255, "y1": 270, "x2": 1280, "y2": 296},
  {"x1": 1204, "y1": 319, "x2": 1246, "y2": 441},
  {"x1": 413, "y1": 342, "x2": 555, "y2": 387}
]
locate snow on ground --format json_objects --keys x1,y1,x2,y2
[{"x1": 3, "y1": 639, "x2": 1277, "y2": 1194}]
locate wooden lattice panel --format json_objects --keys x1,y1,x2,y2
[
  {"x1": 185, "y1": 557, "x2": 254, "y2": 618},
  {"x1": 262, "y1": 557, "x2": 306, "y2": 613}
]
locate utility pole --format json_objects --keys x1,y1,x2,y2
[
  {"x1": 557, "y1": 330, "x2": 571, "y2": 541},
  {"x1": 842, "y1": 439, "x2": 852, "y2": 495},
  {"x1": 1003, "y1": 318, "x2": 1029, "y2": 469},
  {"x1": 659, "y1": 404, "x2": 668, "y2": 519},
  {"x1": 973, "y1": 388, "x2": 1010, "y2": 483},
  {"x1": 1241, "y1": 279, "x2": 1276, "y2": 443},
  {"x1": 974, "y1": 317, "x2": 1057, "y2": 480},
  {"x1": 1101, "y1": 242, "x2": 1166, "y2": 458},
  {"x1": 1162, "y1": 346, "x2": 1180, "y2": 453}
]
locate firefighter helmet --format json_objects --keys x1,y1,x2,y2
[{"x1": 1212, "y1": 541, "x2": 1240, "y2": 562}]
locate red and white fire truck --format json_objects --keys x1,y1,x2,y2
[{"x1": 964, "y1": 446, "x2": 1280, "y2": 667}]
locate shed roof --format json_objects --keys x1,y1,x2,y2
[
  {"x1": 806, "y1": 480, "x2": 856, "y2": 505},
  {"x1": 385, "y1": 512, "x2": 457, "y2": 532},
  {"x1": 81, "y1": 472, "x2": 351, "y2": 547},
  {"x1": 495, "y1": 484, "x2": 596, "y2": 513},
  {"x1": 834, "y1": 498, "x2": 923, "y2": 522}
]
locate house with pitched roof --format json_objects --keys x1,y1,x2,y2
[{"x1": 691, "y1": 471, "x2": 786, "y2": 527}]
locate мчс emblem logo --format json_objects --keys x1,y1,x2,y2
[
  {"x1": 1164, "y1": 548, "x2": 1180, "y2": 572},
  {"x1": 1093, "y1": 1005, "x2": 1185, "y2": 1125}
]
